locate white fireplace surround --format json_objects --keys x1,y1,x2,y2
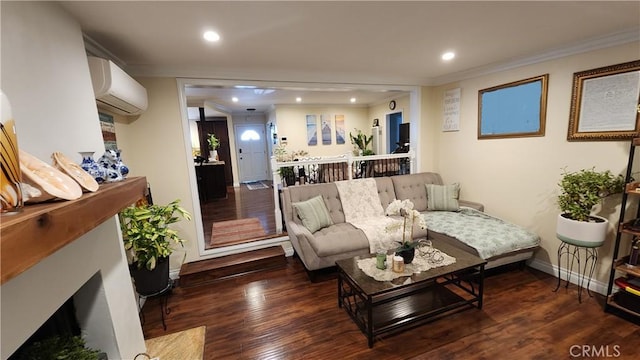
[{"x1": 0, "y1": 216, "x2": 145, "y2": 358}]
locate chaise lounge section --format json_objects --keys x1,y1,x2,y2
[{"x1": 281, "y1": 172, "x2": 539, "y2": 272}]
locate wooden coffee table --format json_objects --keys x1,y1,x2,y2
[{"x1": 336, "y1": 241, "x2": 486, "y2": 347}]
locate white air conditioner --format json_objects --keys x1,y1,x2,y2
[{"x1": 87, "y1": 56, "x2": 148, "y2": 116}]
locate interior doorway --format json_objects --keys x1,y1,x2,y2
[
  {"x1": 386, "y1": 112, "x2": 403, "y2": 152},
  {"x1": 197, "y1": 116, "x2": 233, "y2": 185},
  {"x1": 235, "y1": 124, "x2": 269, "y2": 183}
]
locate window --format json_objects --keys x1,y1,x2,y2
[{"x1": 240, "y1": 130, "x2": 260, "y2": 141}]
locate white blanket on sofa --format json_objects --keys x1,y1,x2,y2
[{"x1": 335, "y1": 178, "x2": 403, "y2": 252}]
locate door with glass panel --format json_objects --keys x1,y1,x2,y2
[{"x1": 235, "y1": 124, "x2": 268, "y2": 183}]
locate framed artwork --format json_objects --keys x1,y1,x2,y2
[
  {"x1": 478, "y1": 74, "x2": 548, "y2": 139},
  {"x1": 321, "y1": 114, "x2": 332, "y2": 145},
  {"x1": 567, "y1": 60, "x2": 640, "y2": 141},
  {"x1": 99, "y1": 112, "x2": 118, "y2": 150},
  {"x1": 306, "y1": 115, "x2": 317, "y2": 146},
  {"x1": 335, "y1": 115, "x2": 345, "y2": 144}
]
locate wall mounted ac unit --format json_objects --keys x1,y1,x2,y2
[{"x1": 87, "y1": 56, "x2": 148, "y2": 116}]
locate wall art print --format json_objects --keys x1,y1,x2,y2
[
  {"x1": 335, "y1": 114, "x2": 345, "y2": 144},
  {"x1": 99, "y1": 112, "x2": 118, "y2": 150},
  {"x1": 443, "y1": 88, "x2": 461, "y2": 132},
  {"x1": 306, "y1": 114, "x2": 317, "y2": 146},
  {"x1": 321, "y1": 114, "x2": 332, "y2": 145}
]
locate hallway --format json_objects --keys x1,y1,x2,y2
[{"x1": 200, "y1": 182, "x2": 278, "y2": 250}]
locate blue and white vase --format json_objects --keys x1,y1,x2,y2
[
  {"x1": 79, "y1": 151, "x2": 106, "y2": 183},
  {"x1": 98, "y1": 149, "x2": 127, "y2": 182}
]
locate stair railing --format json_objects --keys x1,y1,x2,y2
[{"x1": 270, "y1": 150, "x2": 415, "y2": 233}]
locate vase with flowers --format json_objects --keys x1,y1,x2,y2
[{"x1": 385, "y1": 199, "x2": 428, "y2": 263}]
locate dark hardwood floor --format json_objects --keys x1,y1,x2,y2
[
  {"x1": 141, "y1": 258, "x2": 640, "y2": 359},
  {"x1": 201, "y1": 182, "x2": 278, "y2": 249}
]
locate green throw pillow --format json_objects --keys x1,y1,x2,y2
[
  {"x1": 292, "y1": 195, "x2": 334, "y2": 233},
  {"x1": 426, "y1": 183, "x2": 460, "y2": 211}
]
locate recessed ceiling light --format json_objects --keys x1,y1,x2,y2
[
  {"x1": 203, "y1": 30, "x2": 220, "y2": 42},
  {"x1": 350, "y1": 97, "x2": 356, "y2": 103},
  {"x1": 296, "y1": 97, "x2": 302, "y2": 102},
  {"x1": 232, "y1": 97, "x2": 239, "y2": 102},
  {"x1": 442, "y1": 51, "x2": 455, "y2": 61}
]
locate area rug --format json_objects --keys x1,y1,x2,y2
[
  {"x1": 246, "y1": 181, "x2": 269, "y2": 190},
  {"x1": 210, "y1": 218, "x2": 267, "y2": 247},
  {"x1": 145, "y1": 326, "x2": 206, "y2": 360}
]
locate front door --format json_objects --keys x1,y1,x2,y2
[{"x1": 235, "y1": 124, "x2": 268, "y2": 183}]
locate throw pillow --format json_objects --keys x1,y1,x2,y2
[
  {"x1": 292, "y1": 195, "x2": 334, "y2": 233},
  {"x1": 426, "y1": 183, "x2": 460, "y2": 211}
]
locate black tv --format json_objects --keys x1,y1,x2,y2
[{"x1": 399, "y1": 123, "x2": 410, "y2": 145}]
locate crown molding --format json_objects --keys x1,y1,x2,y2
[
  {"x1": 82, "y1": 34, "x2": 126, "y2": 68},
  {"x1": 430, "y1": 28, "x2": 640, "y2": 86}
]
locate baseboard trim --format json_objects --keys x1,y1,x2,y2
[
  {"x1": 528, "y1": 258, "x2": 608, "y2": 295},
  {"x1": 281, "y1": 241, "x2": 294, "y2": 257}
]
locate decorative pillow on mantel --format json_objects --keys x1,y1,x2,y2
[
  {"x1": 426, "y1": 183, "x2": 460, "y2": 211},
  {"x1": 292, "y1": 195, "x2": 334, "y2": 233}
]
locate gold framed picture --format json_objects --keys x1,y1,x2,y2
[{"x1": 567, "y1": 60, "x2": 640, "y2": 141}]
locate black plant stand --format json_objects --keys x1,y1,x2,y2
[
  {"x1": 553, "y1": 240, "x2": 598, "y2": 303},
  {"x1": 139, "y1": 278, "x2": 173, "y2": 331}
]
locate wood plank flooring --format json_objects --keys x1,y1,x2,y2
[
  {"x1": 200, "y1": 182, "x2": 277, "y2": 249},
  {"x1": 141, "y1": 257, "x2": 640, "y2": 359}
]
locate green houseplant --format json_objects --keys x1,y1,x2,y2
[
  {"x1": 207, "y1": 133, "x2": 220, "y2": 150},
  {"x1": 556, "y1": 168, "x2": 624, "y2": 247},
  {"x1": 120, "y1": 199, "x2": 191, "y2": 295},
  {"x1": 207, "y1": 133, "x2": 220, "y2": 161},
  {"x1": 278, "y1": 166, "x2": 296, "y2": 186},
  {"x1": 349, "y1": 129, "x2": 375, "y2": 156},
  {"x1": 15, "y1": 335, "x2": 103, "y2": 360}
]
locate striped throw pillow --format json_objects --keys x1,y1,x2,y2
[
  {"x1": 426, "y1": 183, "x2": 460, "y2": 211},
  {"x1": 292, "y1": 195, "x2": 334, "y2": 233}
]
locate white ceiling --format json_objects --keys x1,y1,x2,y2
[{"x1": 58, "y1": 1, "x2": 640, "y2": 114}]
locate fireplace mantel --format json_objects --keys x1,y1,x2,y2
[{"x1": 0, "y1": 176, "x2": 147, "y2": 284}]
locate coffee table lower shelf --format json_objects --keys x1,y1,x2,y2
[{"x1": 338, "y1": 270, "x2": 483, "y2": 347}]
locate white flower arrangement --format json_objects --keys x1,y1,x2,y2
[{"x1": 385, "y1": 199, "x2": 427, "y2": 249}]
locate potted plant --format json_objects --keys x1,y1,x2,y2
[
  {"x1": 349, "y1": 129, "x2": 375, "y2": 156},
  {"x1": 278, "y1": 166, "x2": 296, "y2": 186},
  {"x1": 120, "y1": 199, "x2": 191, "y2": 295},
  {"x1": 15, "y1": 335, "x2": 105, "y2": 360},
  {"x1": 385, "y1": 199, "x2": 428, "y2": 263},
  {"x1": 207, "y1": 133, "x2": 220, "y2": 161},
  {"x1": 556, "y1": 167, "x2": 624, "y2": 247}
]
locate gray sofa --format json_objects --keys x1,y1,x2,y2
[{"x1": 281, "y1": 172, "x2": 538, "y2": 271}]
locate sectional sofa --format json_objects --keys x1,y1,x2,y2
[{"x1": 281, "y1": 172, "x2": 540, "y2": 272}]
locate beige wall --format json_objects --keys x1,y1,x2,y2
[
  {"x1": 422, "y1": 42, "x2": 639, "y2": 286},
  {"x1": 115, "y1": 77, "x2": 200, "y2": 265},
  {"x1": 275, "y1": 104, "x2": 371, "y2": 156}
]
